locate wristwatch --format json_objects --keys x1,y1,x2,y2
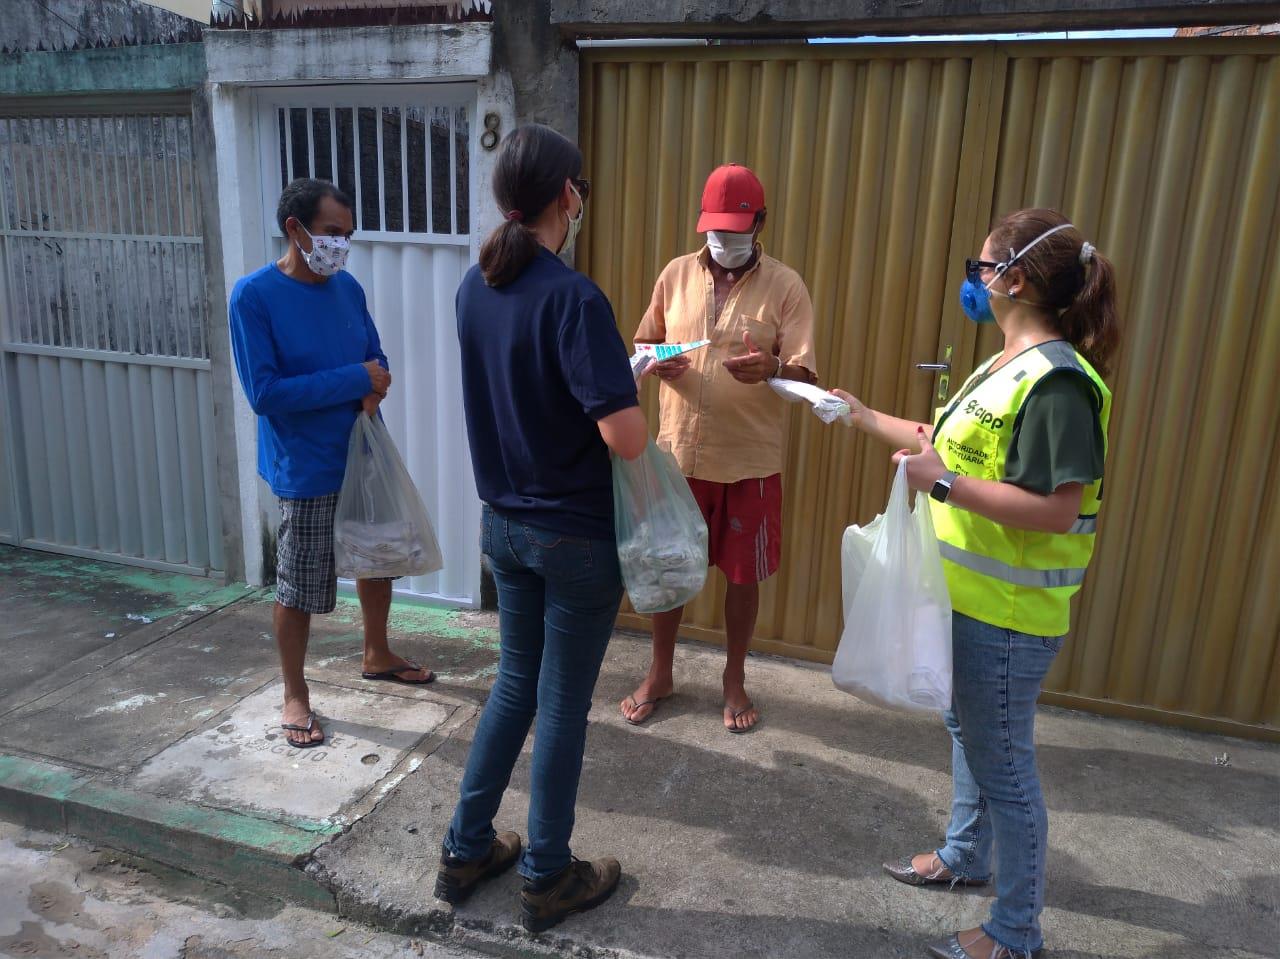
[{"x1": 931, "y1": 470, "x2": 959, "y2": 503}]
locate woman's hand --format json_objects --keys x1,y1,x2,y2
[
  {"x1": 892, "y1": 428, "x2": 947, "y2": 493},
  {"x1": 830, "y1": 389, "x2": 866, "y2": 428}
]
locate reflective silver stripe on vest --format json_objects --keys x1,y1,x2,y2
[
  {"x1": 938, "y1": 542, "x2": 1088, "y2": 589},
  {"x1": 1068, "y1": 515, "x2": 1098, "y2": 534}
]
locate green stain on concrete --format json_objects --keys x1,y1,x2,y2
[
  {"x1": 0, "y1": 547, "x2": 254, "y2": 621},
  {"x1": 329, "y1": 596, "x2": 498, "y2": 649}
]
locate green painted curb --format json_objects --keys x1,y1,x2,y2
[
  {"x1": 0, "y1": 753, "x2": 340, "y2": 911},
  {"x1": 0, "y1": 754, "x2": 91, "y2": 833}
]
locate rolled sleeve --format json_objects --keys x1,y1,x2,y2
[{"x1": 778, "y1": 276, "x2": 818, "y2": 378}]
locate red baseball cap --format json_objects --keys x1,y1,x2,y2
[{"x1": 696, "y1": 163, "x2": 766, "y2": 233}]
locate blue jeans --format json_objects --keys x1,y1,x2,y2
[
  {"x1": 444, "y1": 506, "x2": 623, "y2": 881},
  {"x1": 936, "y1": 612, "x2": 1063, "y2": 955}
]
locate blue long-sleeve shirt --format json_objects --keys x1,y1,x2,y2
[{"x1": 229, "y1": 263, "x2": 387, "y2": 499}]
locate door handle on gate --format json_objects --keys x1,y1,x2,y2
[{"x1": 918, "y1": 344, "x2": 954, "y2": 402}]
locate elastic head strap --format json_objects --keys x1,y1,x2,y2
[{"x1": 993, "y1": 222, "x2": 1075, "y2": 279}]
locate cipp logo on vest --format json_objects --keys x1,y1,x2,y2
[{"x1": 963, "y1": 398, "x2": 1005, "y2": 431}]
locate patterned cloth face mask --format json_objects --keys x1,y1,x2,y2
[{"x1": 298, "y1": 226, "x2": 351, "y2": 277}]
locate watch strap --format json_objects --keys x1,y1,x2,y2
[{"x1": 931, "y1": 470, "x2": 959, "y2": 503}]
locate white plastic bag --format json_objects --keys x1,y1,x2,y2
[
  {"x1": 613, "y1": 439, "x2": 709, "y2": 614},
  {"x1": 334, "y1": 414, "x2": 443, "y2": 579},
  {"x1": 832, "y1": 461, "x2": 952, "y2": 712},
  {"x1": 767, "y1": 378, "x2": 852, "y2": 424}
]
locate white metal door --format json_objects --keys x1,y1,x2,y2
[
  {"x1": 255, "y1": 85, "x2": 481, "y2": 606},
  {"x1": 0, "y1": 106, "x2": 225, "y2": 575}
]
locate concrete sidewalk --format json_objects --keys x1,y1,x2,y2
[{"x1": 1, "y1": 545, "x2": 1276, "y2": 959}]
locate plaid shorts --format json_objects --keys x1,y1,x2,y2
[{"x1": 276, "y1": 493, "x2": 340, "y2": 614}]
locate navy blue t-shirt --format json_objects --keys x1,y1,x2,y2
[{"x1": 457, "y1": 247, "x2": 638, "y2": 540}]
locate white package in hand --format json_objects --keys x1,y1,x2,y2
[
  {"x1": 334, "y1": 414, "x2": 443, "y2": 579},
  {"x1": 767, "y1": 378, "x2": 852, "y2": 424},
  {"x1": 832, "y1": 461, "x2": 952, "y2": 712},
  {"x1": 613, "y1": 440, "x2": 709, "y2": 614}
]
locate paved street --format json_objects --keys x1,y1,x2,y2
[{"x1": 0, "y1": 820, "x2": 473, "y2": 959}]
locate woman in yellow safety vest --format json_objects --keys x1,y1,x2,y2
[{"x1": 834, "y1": 208, "x2": 1119, "y2": 959}]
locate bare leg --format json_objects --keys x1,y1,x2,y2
[
  {"x1": 620, "y1": 606, "x2": 682, "y2": 723},
  {"x1": 722, "y1": 580, "x2": 759, "y2": 732},
  {"x1": 358, "y1": 579, "x2": 432, "y2": 680},
  {"x1": 275, "y1": 602, "x2": 323, "y2": 745}
]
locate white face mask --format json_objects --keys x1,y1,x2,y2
[
  {"x1": 706, "y1": 230, "x2": 756, "y2": 269},
  {"x1": 558, "y1": 183, "x2": 585, "y2": 259},
  {"x1": 297, "y1": 226, "x2": 351, "y2": 277}
]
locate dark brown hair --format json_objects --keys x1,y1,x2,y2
[
  {"x1": 479, "y1": 125, "x2": 582, "y2": 287},
  {"x1": 276, "y1": 177, "x2": 353, "y2": 234},
  {"x1": 990, "y1": 208, "x2": 1121, "y2": 376}
]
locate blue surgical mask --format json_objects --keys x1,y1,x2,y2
[{"x1": 959, "y1": 275, "x2": 996, "y2": 324}]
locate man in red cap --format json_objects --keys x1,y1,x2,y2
[{"x1": 621, "y1": 163, "x2": 817, "y2": 733}]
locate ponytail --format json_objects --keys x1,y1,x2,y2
[
  {"x1": 479, "y1": 218, "x2": 540, "y2": 288},
  {"x1": 1058, "y1": 248, "x2": 1120, "y2": 377},
  {"x1": 478, "y1": 124, "x2": 582, "y2": 288}
]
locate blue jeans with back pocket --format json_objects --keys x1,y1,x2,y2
[
  {"x1": 935, "y1": 611, "x2": 1064, "y2": 954},
  {"x1": 444, "y1": 505, "x2": 624, "y2": 881}
]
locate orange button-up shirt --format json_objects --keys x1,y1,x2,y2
[{"x1": 634, "y1": 246, "x2": 817, "y2": 484}]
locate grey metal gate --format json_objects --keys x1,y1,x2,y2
[{"x1": 0, "y1": 99, "x2": 224, "y2": 575}]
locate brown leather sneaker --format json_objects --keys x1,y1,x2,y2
[
  {"x1": 519, "y1": 856, "x2": 621, "y2": 933},
  {"x1": 433, "y1": 831, "x2": 522, "y2": 904}
]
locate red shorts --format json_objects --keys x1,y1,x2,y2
[{"x1": 686, "y1": 474, "x2": 783, "y2": 585}]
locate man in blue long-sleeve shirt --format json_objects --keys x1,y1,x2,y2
[{"x1": 230, "y1": 178, "x2": 436, "y2": 748}]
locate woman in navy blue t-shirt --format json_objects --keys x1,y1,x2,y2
[{"x1": 435, "y1": 125, "x2": 648, "y2": 933}]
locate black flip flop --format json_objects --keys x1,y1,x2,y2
[
  {"x1": 281, "y1": 711, "x2": 325, "y2": 749},
  {"x1": 361, "y1": 662, "x2": 436, "y2": 686}
]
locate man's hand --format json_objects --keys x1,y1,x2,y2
[
  {"x1": 363, "y1": 360, "x2": 391, "y2": 395},
  {"x1": 361, "y1": 392, "x2": 383, "y2": 417},
  {"x1": 653, "y1": 354, "x2": 691, "y2": 381},
  {"x1": 723, "y1": 332, "x2": 780, "y2": 385}
]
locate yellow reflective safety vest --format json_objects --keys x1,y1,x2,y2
[{"x1": 930, "y1": 340, "x2": 1111, "y2": 637}]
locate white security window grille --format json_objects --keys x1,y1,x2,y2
[
  {"x1": 273, "y1": 102, "x2": 470, "y2": 239},
  {"x1": 0, "y1": 113, "x2": 208, "y2": 361}
]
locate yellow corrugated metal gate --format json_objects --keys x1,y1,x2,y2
[{"x1": 579, "y1": 37, "x2": 1280, "y2": 741}]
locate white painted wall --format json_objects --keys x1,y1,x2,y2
[{"x1": 209, "y1": 81, "x2": 270, "y2": 586}]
